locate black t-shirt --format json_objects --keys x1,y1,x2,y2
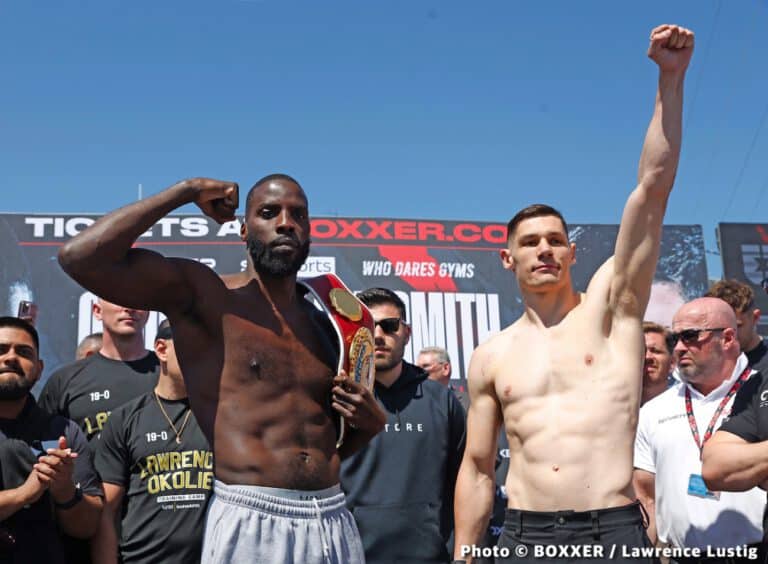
[
  {"x1": 721, "y1": 370, "x2": 768, "y2": 444},
  {"x1": 720, "y1": 369, "x2": 768, "y2": 534},
  {"x1": 747, "y1": 339, "x2": 768, "y2": 375},
  {"x1": 94, "y1": 392, "x2": 213, "y2": 564},
  {"x1": 39, "y1": 352, "x2": 159, "y2": 442},
  {"x1": 0, "y1": 396, "x2": 102, "y2": 564}
]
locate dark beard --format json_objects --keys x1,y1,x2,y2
[
  {"x1": 0, "y1": 373, "x2": 34, "y2": 400},
  {"x1": 246, "y1": 235, "x2": 311, "y2": 277},
  {"x1": 374, "y1": 356, "x2": 401, "y2": 372}
]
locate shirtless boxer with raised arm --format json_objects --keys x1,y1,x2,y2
[
  {"x1": 58, "y1": 174, "x2": 386, "y2": 564},
  {"x1": 454, "y1": 25, "x2": 694, "y2": 563}
]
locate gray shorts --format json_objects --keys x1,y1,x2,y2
[{"x1": 202, "y1": 480, "x2": 365, "y2": 564}]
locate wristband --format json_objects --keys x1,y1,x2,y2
[{"x1": 53, "y1": 486, "x2": 83, "y2": 509}]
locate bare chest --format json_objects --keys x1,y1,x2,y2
[
  {"x1": 221, "y1": 316, "x2": 337, "y2": 396},
  {"x1": 491, "y1": 326, "x2": 640, "y2": 407},
  {"x1": 173, "y1": 292, "x2": 338, "y2": 400}
]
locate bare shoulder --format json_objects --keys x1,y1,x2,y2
[
  {"x1": 582, "y1": 257, "x2": 615, "y2": 307},
  {"x1": 219, "y1": 271, "x2": 250, "y2": 289},
  {"x1": 161, "y1": 257, "x2": 231, "y2": 299},
  {"x1": 162, "y1": 261, "x2": 238, "y2": 332},
  {"x1": 468, "y1": 319, "x2": 524, "y2": 387},
  {"x1": 580, "y1": 254, "x2": 646, "y2": 323},
  {"x1": 583, "y1": 255, "x2": 646, "y2": 339},
  {"x1": 479, "y1": 319, "x2": 522, "y2": 357}
]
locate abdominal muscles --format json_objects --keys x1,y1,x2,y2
[{"x1": 502, "y1": 378, "x2": 638, "y2": 512}]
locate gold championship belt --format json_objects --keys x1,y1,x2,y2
[{"x1": 299, "y1": 274, "x2": 375, "y2": 448}]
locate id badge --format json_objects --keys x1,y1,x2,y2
[{"x1": 687, "y1": 473, "x2": 720, "y2": 500}]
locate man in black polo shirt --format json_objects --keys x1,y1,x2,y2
[
  {"x1": 0, "y1": 316, "x2": 103, "y2": 564},
  {"x1": 703, "y1": 370, "x2": 768, "y2": 563},
  {"x1": 91, "y1": 320, "x2": 213, "y2": 564}
]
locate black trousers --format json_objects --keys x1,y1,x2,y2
[{"x1": 496, "y1": 501, "x2": 658, "y2": 563}]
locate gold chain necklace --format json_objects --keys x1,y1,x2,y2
[{"x1": 154, "y1": 391, "x2": 192, "y2": 444}]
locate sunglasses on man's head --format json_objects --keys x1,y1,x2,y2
[
  {"x1": 667, "y1": 327, "x2": 727, "y2": 347},
  {"x1": 374, "y1": 317, "x2": 404, "y2": 334}
]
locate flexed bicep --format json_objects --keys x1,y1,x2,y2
[{"x1": 58, "y1": 179, "x2": 237, "y2": 314}]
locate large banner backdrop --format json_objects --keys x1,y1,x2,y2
[
  {"x1": 0, "y1": 213, "x2": 708, "y2": 389},
  {"x1": 719, "y1": 222, "x2": 768, "y2": 334}
]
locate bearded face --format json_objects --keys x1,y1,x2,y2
[
  {"x1": 0, "y1": 327, "x2": 42, "y2": 401},
  {"x1": 0, "y1": 369, "x2": 36, "y2": 400},
  {"x1": 246, "y1": 233, "x2": 311, "y2": 277},
  {"x1": 241, "y1": 178, "x2": 312, "y2": 278}
]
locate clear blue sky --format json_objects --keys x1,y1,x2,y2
[{"x1": 2, "y1": 1, "x2": 767, "y2": 279}]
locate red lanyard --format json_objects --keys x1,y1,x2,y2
[{"x1": 685, "y1": 366, "x2": 751, "y2": 459}]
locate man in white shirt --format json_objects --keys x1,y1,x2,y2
[{"x1": 634, "y1": 297, "x2": 764, "y2": 558}]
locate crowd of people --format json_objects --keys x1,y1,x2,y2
[
  {"x1": 3, "y1": 19, "x2": 767, "y2": 564},
  {"x1": 0, "y1": 289, "x2": 467, "y2": 564}
]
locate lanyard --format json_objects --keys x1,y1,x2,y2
[{"x1": 685, "y1": 366, "x2": 751, "y2": 459}]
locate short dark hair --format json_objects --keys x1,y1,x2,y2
[
  {"x1": 705, "y1": 279, "x2": 755, "y2": 314},
  {"x1": 357, "y1": 288, "x2": 407, "y2": 321},
  {"x1": 245, "y1": 173, "x2": 304, "y2": 215},
  {"x1": 643, "y1": 321, "x2": 672, "y2": 353},
  {"x1": 0, "y1": 316, "x2": 40, "y2": 351},
  {"x1": 506, "y1": 204, "x2": 568, "y2": 242}
]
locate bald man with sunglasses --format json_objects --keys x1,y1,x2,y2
[
  {"x1": 340, "y1": 287, "x2": 466, "y2": 564},
  {"x1": 634, "y1": 298, "x2": 765, "y2": 557}
]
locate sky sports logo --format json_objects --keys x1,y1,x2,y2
[{"x1": 298, "y1": 256, "x2": 336, "y2": 276}]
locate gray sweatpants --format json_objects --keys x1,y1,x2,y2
[{"x1": 201, "y1": 480, "x2": 365, "y2": 564}]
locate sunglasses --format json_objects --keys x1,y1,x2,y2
[
  {"x1": 667, "y1": 327, "x2": 727, "y2": 347},
  {"x1": 374, "y1": 317, "x2": 405, "y2": 334}
]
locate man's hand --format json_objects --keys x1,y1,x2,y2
[
  {"x1": 332, "y1": 371, "x2": 386, "y2": 436},
  {"x1": 647, "y1": 24, "x2": 694, "y2": 74},
  {"x1": 185, "y1": 177, "x2": 239, "y2": 224},
  {"x1": 33, "y1": 436, "x2": 78, "y2": 503},
  {"x1": 18, "y1": 468, "x2": 48, "y2": 506},
  {"x1": 0, "y1": 467, "x2": 48, "y2": 523}
]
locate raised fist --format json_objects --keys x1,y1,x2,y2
[
  {"x1": 185, "y1": 178, "x2": 239, "y2": 224},
  {"x1": 647, "y1": 25, "x2": 694, "y2": 74}
]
